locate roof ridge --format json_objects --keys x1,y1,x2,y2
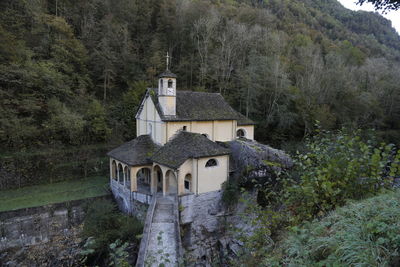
[{"x1": 177, "y1": 90, "x2": 221, "y2": 95}]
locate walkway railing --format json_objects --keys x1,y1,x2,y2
[
  {"x1": 173, "y1": 194, "x2": 184, "y2": 266},
  {"x1": 136, "y1": 195, "x2": 157, "y2": 267}
]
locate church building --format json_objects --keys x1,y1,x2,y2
[{"x1": 107, "y1": 63, "x2": 254, "y2": 199}]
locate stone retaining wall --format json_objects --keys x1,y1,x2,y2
[{"x1": 0, "y1": 196, "x2": 110, "y2": 251}]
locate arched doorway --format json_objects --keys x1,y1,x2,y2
[
  {"x1": 166, "y1": 170, "x2": 178, "y2": 195},
  {"x1": 124, "y1": 166, "x2": 130, "y2": 189},
  {"x1": 137, "y1": 167, "x2": 151, "y2": 194},
  {"x1": 118, "y1": 164, "x2": 124, "y2": 184},
  {"x1": 184, "y1": 174, "x2": 192, "y2": 193},
  {"x1": 153, "y1": 165, "x2": 163, "y2": 193},
  {"x1": 112, "y1": 160, "x2": 117, "y2": 180}
]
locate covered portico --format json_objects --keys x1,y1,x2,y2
[
  {"x1": 108, "y1": 158, "x2": 180, "y2": 196},
  {"x1": 107, "y1": 135, "x2": 181, "y2": 197}
]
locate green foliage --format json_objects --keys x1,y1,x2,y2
[
  {"x1": 112, "y1": 80, "x2": 148, "y2": 140},
  {"x1": 1, "y1": 0, "x2": 400, "y2": 150},
  {"x1": 222, "y1": 180, "x2": 240, "y2": 208},
  {"x1": 286, "y1": 128, "x2": 399, "y2": 221},
  {"x1": 108, "y1": 240, "x2": 130, "y2": 267},
  {"x1": 263, "y1": 190, "x2": 400, "y2": 266},
  {"x1": 232, "y1": 192, "x2": 289, "y2": 266},
  {"x1": 85, "y1": 100, "x2": 111, "y2": 142},
  {"x1": 81, "y1": 199, "x2": 143, "y2": 266}
]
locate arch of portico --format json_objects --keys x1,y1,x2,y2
[{"x1": 109, "y1": 158, "x2": 187, "y2": 196}]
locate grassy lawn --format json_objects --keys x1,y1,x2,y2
[{"x1": 0, "y1": 176, "x2": 110, "y2": 212}]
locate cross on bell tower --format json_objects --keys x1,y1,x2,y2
[{"x1": 165, "y1": 52, "x2": 170, "y2": 70}]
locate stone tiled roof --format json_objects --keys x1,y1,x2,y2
[
  {"x1": 137, "y1": 88, "x2": 255, "y2": 125},
  {"x1": 107, "y1": 135, "x2": 161, "y2": 166},
  {"x1": 151, "y1": 131, "x2": 230, "y2": 169},
  {"x1": 159, "y1": 70, "x2": 177, "y2": 78},
  {"x1": 236, "y1": 111, "x2": 255, "y2": 126}
]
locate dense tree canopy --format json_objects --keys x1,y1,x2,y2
[{"x1": 1, "y1": 0, "x2": 400, "y2": 152}]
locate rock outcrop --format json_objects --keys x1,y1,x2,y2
[{"x1": 179, "y1": 191, "x2": 257, "y2": 266}]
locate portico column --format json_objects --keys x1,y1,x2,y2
[
  {"x1": 123, "y1": 166, "x2": 126, "y2": 187},
  {"x1": 131, "y1": 167, "x2": 137, "y2": 192},
  {"x1": 117, "y1": 163, "x2": 120, "y2": 183},
  {"x1": 162, "y1": 173, "x2": 167, "y2": 196},
  {"x1": 151, "y1": 168, "x2": 156, "y2": 194}
]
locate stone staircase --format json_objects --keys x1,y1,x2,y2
[{"x1": 144, "y1": 195, "x2": 179, "y2": 266}]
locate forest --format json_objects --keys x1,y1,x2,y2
[{"x1": 1, "y1": 0, "x2": 400, "y2": 188}]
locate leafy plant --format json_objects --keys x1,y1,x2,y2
[
  {"x1": 264, "y1": 190, "x2": 400, "y2": 266},
  {"x1": 81, "y1": 199, "x2": 143, "y2": 266},
  {"x1": 285, "y1": 128, "x2": 400, "y2": 221}
]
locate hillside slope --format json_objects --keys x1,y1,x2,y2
[{"x1": 0, "y1": 0, "x2": 399, "y2": 180}]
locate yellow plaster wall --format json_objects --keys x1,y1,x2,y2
[
  {"x1": 166, "y1": 121, "x2": 188, "y2": 142},
  {"x1": 166, "y1": 120, "x2": 236, "y2": 142},
  {"x1": 190, "y1": 121, "x2": 213, "y2": 140},
  {"x1": 177, "y1": 159, "x2": 194, "y2": 195},
  {"x1": 136, "y1": 96, "x2": 165, "y2": 144},
  {"x1": 214, "y1": 120, "x2": 235, "y2": 141},
  {"x1": 159, "y1": 95, "x2": 176, "y2": 116},
  {"x1": 197, "y1": 155, "x2": 229, "y2": 194}
]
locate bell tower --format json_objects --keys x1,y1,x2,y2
[{"x1": 158, "y1": 52, "x2": 176, "y2": 116}]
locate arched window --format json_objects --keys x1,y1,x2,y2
[
  {"x1": 237, "y1": 129, "x2": 246, "y2": 138},
  {"x1": 183, "y1": 126, "x2": 187, "y2": 131},
  {"x1": 168, "y1": 79, "x2": 173, "y2": 88},
  {"x1": 148, "y1": 123, "x2": 152, "y2": 135},
  {"x1": 205, "y1": 159, "x2": 218, "y2": 168},
  {"x1": 159, "y1": 79, "x2": 163, "y2": 89},
  {"x1": 184, "y1": 174, "x2": 192, "y2": 192}
]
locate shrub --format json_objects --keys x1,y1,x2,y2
[
  {"x1": 285, "y1": 128, "x2": 400, "y2": 221},
  {"x1": 222, "y1": 180, "x2": 239, "y2": 208},
  {"x1": 81, "y1": 199, "x2": 143, "y2": 266},
  {"x1": 263, "y1": 190, "x2": 400, "y2": 266}
]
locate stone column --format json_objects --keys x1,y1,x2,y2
[
  {"x1": 131, "y1": 167, "x2": 137, "y2": 192},
  {"x1": 117, "y1": 162, "x2": 120, "y2": 183},
  {"x1": 162, "y1": 172, "x2": 167, "y2": 196},
  {"x1": 123, "y1": 165, "x2": 126, "y2": 187},
  {"x1": 151, "y1": 167, "x2": 156, "y2": 194}
]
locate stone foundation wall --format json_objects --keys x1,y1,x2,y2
[
  {"x1": 179, "y1": 190, "x2": 256, "y2": 266},
  {"x1": 179, "y1": 191, "x2": 227, "y2": 265},
  {"x1": 110, "y1": 180, "x2": 149, "y2": 223},
  {"x1": 0, "y1": 196, "x2": 109, "y2": 251}
]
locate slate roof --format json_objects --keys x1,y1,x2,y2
[
  {"x1": 137, "y1": 88, "x2": 255, "y2": 125},
  {"x1": 236, "y1": 111, "x2": 255, "y2": 126},
  {"x1": 159, "y1": 70, "x2": 177, "y2": 78},
  {"x1": 107, "y1": 135, "x2": 161, "y2": 166},
  {"x1": 151, "y1": 131, "x2": 231, "y2": 169}
]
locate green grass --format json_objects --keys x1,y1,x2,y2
[{"x1": 0, "y1": 176, "x2": 110, "y2": 212}]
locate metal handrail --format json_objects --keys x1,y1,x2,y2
[
  {"x1": 173, "y1": 194, "x2": 184, "y2": 266},
  {"x1": 136, "y1": 195, "x2": 157, "y2": 267}
]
